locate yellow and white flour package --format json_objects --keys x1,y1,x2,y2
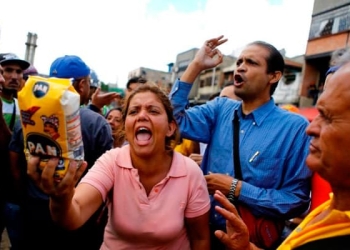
[{"x1": 18, "y1": 75, "x2": 84, "y2": 180}]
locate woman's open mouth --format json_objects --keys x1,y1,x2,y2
[{"x1": 135, "y1": 127, "x2": 152, "y2": 145}]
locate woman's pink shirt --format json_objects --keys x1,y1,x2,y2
[{"x1": 80, "y1": 145, "x2": 210, "y2": 250}]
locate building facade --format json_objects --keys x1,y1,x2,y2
[
  {"x1": 128, "y1": 67, "x2": 172, "y2": 92},
  {"x1": 171, "y1": 48, "x2": 200, "y2": 100},
  {"x1": 273, "y1": 58, "x2": 304, "y2": 105},
  {"x1": 171, "y1": 48, "x2": 236, "y2": 103},
  {"x1": 301, "y1": 0, "x2": 350, "y2": 107}
]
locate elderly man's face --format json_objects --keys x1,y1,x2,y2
[{"x1": 306, "y1": 62, "x2": 350, "y2": 188}]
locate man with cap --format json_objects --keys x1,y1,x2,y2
[
  {"x1": 0, "y1": 53, "x2": 29, "y2": 250},
  {"x1": 18, "y1": 65, "x2": 39, "y2": 93},
  {"x1": 0, "y1": 53, "x2": 30, "y2": 131},
  {"x1": 89, "y1": 69, "x2": 100, "y2": 102},
  {"x1": 22, "y1": 65, "x2": 38, "y2": 81},
  {"x1": 0, "y1": 64, "x2": 13, "y2": 249},
  {"x1": 48, "y1": 55, "x2": 113, "y2": 166},
  {"x1": 11, "y1": 55, "x2": 113, "y2": 249}
]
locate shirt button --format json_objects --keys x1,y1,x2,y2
[
  {"x1": 253, "y1": 122, "x2": 256, "y2": 125},
  {"x1": 154, "y1": 188, "x2": 159, "y2": 193},
  {"x1": 240, "y1": 130, "x2": 244, "y2": 133}
]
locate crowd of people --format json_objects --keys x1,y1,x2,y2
[{"x1": 0, "y1": 35, "x2": 349, "y2": 250}]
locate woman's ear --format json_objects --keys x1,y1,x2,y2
[{"x1": 166, "y1": 120, "x2": 177, "y2": 137}]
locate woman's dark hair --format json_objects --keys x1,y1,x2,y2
[
  {"x1": 122, "y1": 84, "x2": 180, "y2": 152},
  {"x1": 248, "y1": 41, "x2": 285, "y2": 95},
  {"x1": 105, "y1": 107, "x2": 123, "y2": 118}
]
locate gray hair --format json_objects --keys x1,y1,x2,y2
[
  {"x1": 336, "y1": 49, "x2": 350, "y2": 66},
  {"x1": 330, "y1": 48, "x2": 350, "y2": 66}
]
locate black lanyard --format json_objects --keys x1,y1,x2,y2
[
  {"x1": 9, "y1": 100, "x2": 16, "y2": 131},
  {"x1": 233, "y1": 110, "x2": 242, "y2": 180}
]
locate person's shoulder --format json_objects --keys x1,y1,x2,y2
[
  {"x1": 79, "y1": 107, "x2": 112, "y2": 138},
  {"x1": 97, "y1": 146, "x2": 124, "y2": 162},
  {"x1": 105, "y1": 146, "x2": 124, "y2": 158},
  {"x1": 80, "y1": 106, "x2": 100, "y2": 117},
  {"x1": 80, "y1": 107, "x2": 109, "y2": 124},
  {"x1": 174, "y1": 151, "x2": 203, "y2": 174},
  {"x1": 212, "y1": 96, "x2": 240, "y2": 105},
  {"x1": 114, "y1": 145, "x2": 134, "y2": 168},
  {"x1": 274, "y1": 106, "x2": 309, "y2": 124},
  {"x1": 202, "y1": 96, "x2": 240, "y2": 112}
]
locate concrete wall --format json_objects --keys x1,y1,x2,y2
[
  {"x1": 174, "y1": 48, "x2": 199, "y2": 99},
  {"x1": 313, "y1": 0, "x2": 350, "y2": 14},
  {"x1": 306, "y1": 32, "x2": 350, "y2": 56},
  {"x1": 301, "y1": 0, "x2": 350, "y2": 107}
]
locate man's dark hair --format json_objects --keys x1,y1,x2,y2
[
  {"x1": 126, "y1": 76, "x2": 147, "y2": 90},
  {"x1": 248, "y1": 41, "x2": 285, "y2": 95}
]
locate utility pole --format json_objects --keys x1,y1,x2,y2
[
  {"x1": 211, "y1": 67, "x2": 216, "y2": 93},
  {"x1": 25, "y1": 32, "x2": 38, "y2": 65}
]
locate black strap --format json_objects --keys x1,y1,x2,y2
[
  {"x1": 9, "y1": 100, "x2": 16, "y2": 131},
  {"x1": 233, "y1": 110, "x2": 242, "y2": 180}
]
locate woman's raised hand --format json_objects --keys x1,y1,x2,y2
[{"x1": 27, "y1": 156, "x2": 87, "y2": 200}]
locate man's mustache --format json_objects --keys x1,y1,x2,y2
[{"x1": 8, "y1": 80, "x2": 19, "y2": 85}]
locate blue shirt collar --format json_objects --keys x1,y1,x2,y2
[{"x1": 237, "y1": 98, "x2": 276, "y2": 126}]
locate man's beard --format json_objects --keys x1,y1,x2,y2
[{"x1": 2, "y1": 87, "x2": 17, "y2": 97}]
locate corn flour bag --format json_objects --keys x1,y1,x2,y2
[{"x1": 18, "y1": 75, "x2": 84, "y2": 180}]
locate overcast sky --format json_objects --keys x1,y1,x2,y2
[{"x1": 0, "y1": 0, "x2": 314, "y2": 87}]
